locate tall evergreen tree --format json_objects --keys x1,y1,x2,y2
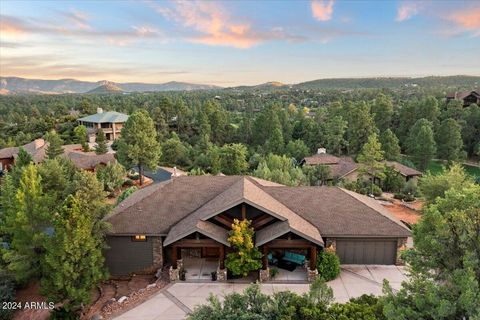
[
  {"x1": 380, "y1": 129, "x2": 401, "y2": 161},
  {"x1": 73, "y1": 125, "x2": 89, "y2": 152},
  {"x1": 16, "y1": 147, "x2": 33, "y2": 167},
  {"x1": 45, "y1": 130, "x2": 64, "y2": 159},
  {"x1": 219, "y1": 143, "x2": 248, "y2": 175},
  {"x1": 116, "y1": 110, "x2": 161, "y2": 185},
  {"x1": 371, "y1": 93, "x2": 394, "y2": 133},
  {"x1": 357, "y1": 133, "x2": 385, "y2": 193},
  {"x1": 436, "y1": 118, "x2": 464, "y2": 162},
  {"x1": 346, "y1": 102, "x2": 377, "y2": 154},
  {"x1": 322, "y1": 115, "x2": 347, "y2": 155},
  {"x1": 406, "y1": 119, "x2": 436, "y2": 171},
  {"x1": 95, "y1": 128, "x2": 108, "y2": 155},
  {"x1": 2, "y1": 164, "x2": 50, "y2": 284},
  {"x1": 41, "y1": 195, "x2": 108, "y2": 312},
  {"x1": 265, "y1": 128, "x2": 284, "y2": 155}
]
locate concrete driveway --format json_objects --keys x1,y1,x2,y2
[{"x1": 114, "y1": 265, "x2": 407, "y2": 320}]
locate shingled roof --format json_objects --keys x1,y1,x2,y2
[
  {"x1": 301, "y1": 153, "x2": 359, "y2": 179},
  {"x1": 386, "y1": 161, "x2": 422, "y2": 177},
  {"x1": 106, "y1": 176, "x2": 410, "y2": 243},
  {"x1": 0, "y1": 139, "x2": 47, "y2": 163}
]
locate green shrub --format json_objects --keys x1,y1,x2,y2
[
  {"x1": 317, "y1": 250, "x2": 340, "y2": 281},
  {"x1": 393, "y1": 193, "x2": 405, "y2": 200},
  {"x1": 269, "y1": 268, "x2": 279, "y2": 279},
  {"x1": 371, "y1": 184, "x2": 382, "y2": 197},
  {"x1": 116, "y1": 186, "x2": 138, "y2": 206},
  {"x1": 123, "y1": 179, "x2": 134, "y2": 187},
  {"x1": 0, "y1": 271, "x2": 15, "y2": 320},
  {"x1": 404, "y1": 193, "x2": 415, "y2": 202}
]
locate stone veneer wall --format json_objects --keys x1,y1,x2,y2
[
  {"x1": 259, "y1": 268, "x2": 270, "y2": 282},
  {"x1": 152, "y1": 237, "x2": 163, "y2": 268}
]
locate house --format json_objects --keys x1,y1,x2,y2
[
  {"x1": 0, "y1": 139, "x2": 47, "y2": 171},
  {"x1": 104, "y1": 176, "x2": 410, "y2": 281},
  {"x1": 143, "y1": 166, "x2": 186, "y2": 183},
  {"x1": 300, "y1": 149, "x2": 422, "y2": 183},
  {"x1": 0, "y1": 139, "x2": 115, "y2": 173},
  {"x1": 62, "y1": 144, "x2": 116, "y2": 171},
  {"x1": 385, "y1": 161, "x2": 422, "y2": 182},
  {"x1": 446, "y1": 89, "x2": 480, "y2": 107},
  {"x1": 300, "y1": 148, "x2": 359, "y2": 181},
  {"x1": 77, "y1": 108, "x2": 129, "y2": 142}
]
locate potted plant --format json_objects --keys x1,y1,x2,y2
[
  {"x1": 179, "y1": 269, "x2": 186, "y2": 281},
  {"x1": 269, "y1": 268, "x2": 279, "y2": 279},
  {"x1": 211, "y1": 271, "x2": 217, "y2": 281}
]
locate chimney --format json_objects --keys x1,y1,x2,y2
[
  {"x1": 317, "y1": 148, "x2": 326, "y2": 154},
  {"x1": 97, "y1": 107, "x2": 103, "y2": 114}
]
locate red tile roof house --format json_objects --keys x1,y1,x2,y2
[{"x1": 104, "y1": 175, "x2": 410, "y2": 282}]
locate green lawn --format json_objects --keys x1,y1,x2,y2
[{"x1": 425, "y1": 160, "x2": 480, "y2": 178}]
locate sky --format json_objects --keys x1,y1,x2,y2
[{"x1": 0, "y1": 0, "x2": 479, "y2": 86}]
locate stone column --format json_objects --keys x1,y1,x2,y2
[
  {"x1": 152, "y1": 237, "x2": 163, "y2": 268},
  {"x1": 307, "y1": 268, "x2": 318, "y2": 282},
  {"x1": 396, "y1": 238, "x2": 407, "y2": 265},
  {"x1": 217, "y1": 266, "x2": 227, "y2": 282},
  {"x1": 259, "y1": 268, "x2": 270, "y2": 282}
]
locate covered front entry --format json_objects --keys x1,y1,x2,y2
[
  {"x1": 336, "y1": 239, "x2": 397, "y2": 265},
  {"x1": 260, "y1": 238, "x2": 319, "y2": 282}
]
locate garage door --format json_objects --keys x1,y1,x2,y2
[{"x1": 336, "y1": 239, "x2": 397, "y2": 265}]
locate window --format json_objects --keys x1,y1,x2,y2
[{"x1": 132, "y1": 235, "x2": 147, "y2": 242}]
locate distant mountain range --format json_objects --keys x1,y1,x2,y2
[
  {"x1": 0, "y1": 77, "x2": 221, "y2": 94},
  {"x1": 1, "y1": 75, "x2": 479, "y2": 95}
]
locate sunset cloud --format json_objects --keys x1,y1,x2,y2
[
  {"x1": 311, "y1": 0, "x2": 335, "y2": 22},
  {"x1": 152, "y1": 0, "x2": 302, "y2": 48},
  {"x1": 0, "y1": 15, "x2": 28, "y2": 35},
  {"x1": 396, "y1": 1, "x2": 420, "y2": 22},
  {"x1": 447, "y1": 8, "x2": 480, "y2": 36},
  {"x1": 61, "y1": 10, "x2": 91, "y2": 30}
]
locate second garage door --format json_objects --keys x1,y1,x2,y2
[{"x1": 336, "y1": 239, "x2": 397, "y2": 265}]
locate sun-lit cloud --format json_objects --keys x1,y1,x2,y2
[
  {"x1": 446, "y1": 8, "x2": 480, "y2": 37},
  {"x1": 150, "y1": 0, "x2": 303, "y2": 48},
  {"x1": 396, "y1": 1, "x2": 420, "y2": 22},
  {"x1": 0, "y1": 15, "x2": 28, "y2": 35},
  {"x1": 60, "y1": 10, "x2": 91, "y2": 30},
  {"x1": 311, "y1": 0, "x2": 335, "y2": 22}
]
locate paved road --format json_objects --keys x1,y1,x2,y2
[{"x1": 114, "y1": 265, "x2": 407, "y2": 320}]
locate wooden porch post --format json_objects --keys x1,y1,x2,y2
[
  {"x1": 172, "y1": 246, "x2": 178, "y2": 269},
  {"x1": 309, "y1": 246, "x2": 317, "y2": 270},
  {"x1": 242, "y1": 203, "x2": 246, "y2": 220},
  {"x1": 262, "y1": 245, "x2": 268, "y2": 270},
  {"x1": 219, "y1": 245, "x2": 225, "y2": 269}
]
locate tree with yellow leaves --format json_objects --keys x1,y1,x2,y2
[{"x1": 225, "y1": 219, "x2": 262, "y2": 277}]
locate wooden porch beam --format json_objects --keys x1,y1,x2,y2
[
  {"x1": 171, "y1": 238, "x2": 223, "y2": 248},
  {"x1": 242, "y1": 203, "x2": 246, "y2": 220},
  {"x1": 266, "y1": 239, "x2": 313, "y2": 249},
  {"x1": 252, "y1": 214, "x2": 275, "y2": 229},
  {"x1": 212, "y1": 215, "x2": 234, "y2": 228}
]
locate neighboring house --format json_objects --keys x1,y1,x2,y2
[
  {"x1": 300, "y1": 149, "x2": 422, "y2": 183},
  {"x1": 62, "y1": 144, "x2": 116, "y2": 171},
  {"x1": 104, "y1": 176, "x2": 410, "y2": 279},
  {"x1": 143, "y1": 166, "x2": 187, "y2": 183},
  {"x1": 385, "y1": 161, "x2": 422, "y2": 182},
  {"x1": 300, "y1": 148, "x2": 359, "y2": 181},
  {"x1": 0, "y1": 139, "x2": 115, "y2": 172},
  {"x1": 77, "y1": 108, "x2": 129, "y2": 142},
  {"x1": 446, "y1": 89, "x2": 480, "y2": 107},
  {"x1": 0, "y1": 139, "x2": 47, "y2": 171}
]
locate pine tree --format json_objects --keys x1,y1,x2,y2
[
  {"x1": 41, "y1": 195, "x2": 108, "y2": 312},
  {"x1": 16, "y1": 147, "x2": 33, "y2": 167},
  {"x1": 381, "y1": 129, "x2": 401, "y2": 161},
  {"x1": 116, "y1": 110, "x2": 161, "y2": 185},
  {"x1": 322, "y1": 115, "x2": 347, "y2": 155},
  {"x1": 346, "y1": 102, "x2": 377, "y2": 154},
  {"x1": 265, "y1": 128, "x2": 284, "y2": 155},
  {"x1": 2, "y1": 164, "x2": 49, "y2": 284},
  {"x1": 219, "y1": 143, "x2": 248, "y2": 175},
  {"x1": 74, "y1": 125, "x2": 89, "y2": 152},
  {"x1": 357, "y1": 133, "x2": 385, "y2": 194},
  {"x1": 406, "y1": 119, "x2": 437, "y2": 171},
  {"x1": 436, "y1": 118, "x2": 464, "y2": 162},
  {"x1": 45, "y1": 131, "x2": 64, "y2": 159},
  {"x1": 95, "y1": 129, "x2": 108, "y2": 155},
  {"x1": 371, "y1": 93, "x2": 394, "y2": 133}
]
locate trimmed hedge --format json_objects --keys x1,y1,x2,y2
[{"x1": 317, "y1": 250, "x2": 340, "y2": 281}]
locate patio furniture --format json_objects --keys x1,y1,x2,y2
[
  {"x1": 282, "y1": 251, "x2": 306, "y2": 266},
  {"x1": 278, "y1": 259, "x2": 297, "y2": 272},
  {"x1": 267, "y1": 253, "x2": 278, "y2": 265}
]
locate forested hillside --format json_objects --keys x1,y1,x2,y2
[{"x1": 1, "y1": 84, "x2": 478, "y2": 184}]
